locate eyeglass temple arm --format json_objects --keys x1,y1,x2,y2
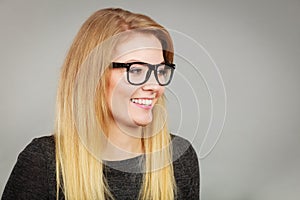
[{"x1": 112, "y1": 62, "x2": 130, "y2": 68}]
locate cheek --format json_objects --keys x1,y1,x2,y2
[
  {"x1": 108, "y1": 72, "x2": 135, "y2": 106},
  {"x1": 157, "y1": 86, "x2": 165, "y2": 97},
  {"x1": 108, "y1": 75, "x2": 138, "y2": 126}
]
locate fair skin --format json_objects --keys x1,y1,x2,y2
[{"x1": 103, "y1": 33, "x2": 165, "y2": 161}]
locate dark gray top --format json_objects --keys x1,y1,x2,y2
[{"x1": 2, "y1": 135, "x2": 199, "y2": 200}]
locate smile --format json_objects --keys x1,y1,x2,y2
[{"x1": 130, "y1": 98, "x2": 153, "y2": 106}]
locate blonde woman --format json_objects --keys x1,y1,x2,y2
[{"x1": 2, "y1": 8, "x2": 199, "y2": 200}]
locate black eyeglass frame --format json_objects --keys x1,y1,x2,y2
[{"x1": 112, "y1": 62, "x2": 175, "y2": 86}]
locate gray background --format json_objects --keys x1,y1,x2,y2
[{"x1": 1, "y1": 0, "x2": 299, "y2": 199}]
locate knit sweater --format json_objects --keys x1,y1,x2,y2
[{"x1": 2, "y1": 135, "x2": 199, "y2": 200}]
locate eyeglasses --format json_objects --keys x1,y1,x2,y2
[{"x1": 112, "y1": 62, "x2": 175, "y2": 86}]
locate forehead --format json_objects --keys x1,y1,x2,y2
[{"x1": 112, "y1": 33, "x2": 164, "y2": 63}]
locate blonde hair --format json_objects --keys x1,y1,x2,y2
[{"x1": 54, "y1": 8, "x2": 176, "y2": 200}]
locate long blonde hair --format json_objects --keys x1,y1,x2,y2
[{"x1": 54, "y1": 8, "x2": 176, "y2": 200}]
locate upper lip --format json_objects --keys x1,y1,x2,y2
[{"x1": 130, "y1": 97, "x2": 154, "y2": 99}]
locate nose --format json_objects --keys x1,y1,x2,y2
[{"x1": 142, "y1": 71, "x2": 161, "y2": 91}]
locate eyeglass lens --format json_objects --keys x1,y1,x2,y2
[{"x1": 128, "y1": 63, "x2": 172, "y2": 85}]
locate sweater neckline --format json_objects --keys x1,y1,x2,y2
[{"x1": 103, "y1": 154, "x2": 145, "y2": 173}]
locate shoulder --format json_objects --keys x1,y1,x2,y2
[
  {"x1": 16, "y1": 135, "x2": 55, "y2": 165},
  {"x1": 2, "y1": 135, "x2": 56, "y2": 200},
  {"x1": 10, "y1": 135, "x2": 56, "y2": 171},
  {"x1": 20, "y1": 135, "x2": 55, "y2": 156},
  {"x1": 170, "y1": 134, "x2": 200, "y2": 199},
  {"x1": 27, "y1": 135, "x2": 55, "y2": 148},
  {"x1": 170, "y1": 133, "x2": 198, "y2": 163}
]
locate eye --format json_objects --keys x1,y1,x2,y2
[
  {"x1": 157, "y1": 69, "x2": 167, "y2": 76},
  {"x1": 129, "y1": 67, "x2": 143, "y2": 74},
  {"x1": 157, "y1": 65, "x2": 171, "y2": 77}
]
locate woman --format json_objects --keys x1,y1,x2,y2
[{"x1": 2, "y1": 8, "x2": 199, "y2": 200}]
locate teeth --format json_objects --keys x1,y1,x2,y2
[{"x1": 131, "y1": 98, "x2": 153, "y2": 106}]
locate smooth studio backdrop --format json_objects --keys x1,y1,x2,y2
[{"x1": 1, "y1": 0, "x2": 299, "y2": 199}]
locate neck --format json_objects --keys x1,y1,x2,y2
[{"x1": 102, "y1": 122, "x2": 144, "y2": 161}]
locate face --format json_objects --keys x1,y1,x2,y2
[{"x1": 107, "y1": 33, "x2": 165, "y2": 133}]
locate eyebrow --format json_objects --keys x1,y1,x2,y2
[{"x1": 122, "y1": 59, "x2": 165, "y2": 64}]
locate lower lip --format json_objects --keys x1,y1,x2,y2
[{"x1": 131, "y1": 102, "x2": 153, "y2": 110}]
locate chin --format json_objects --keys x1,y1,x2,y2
[{"x1": 133, "y1": 116, "x2": 153, "y2": 127}]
